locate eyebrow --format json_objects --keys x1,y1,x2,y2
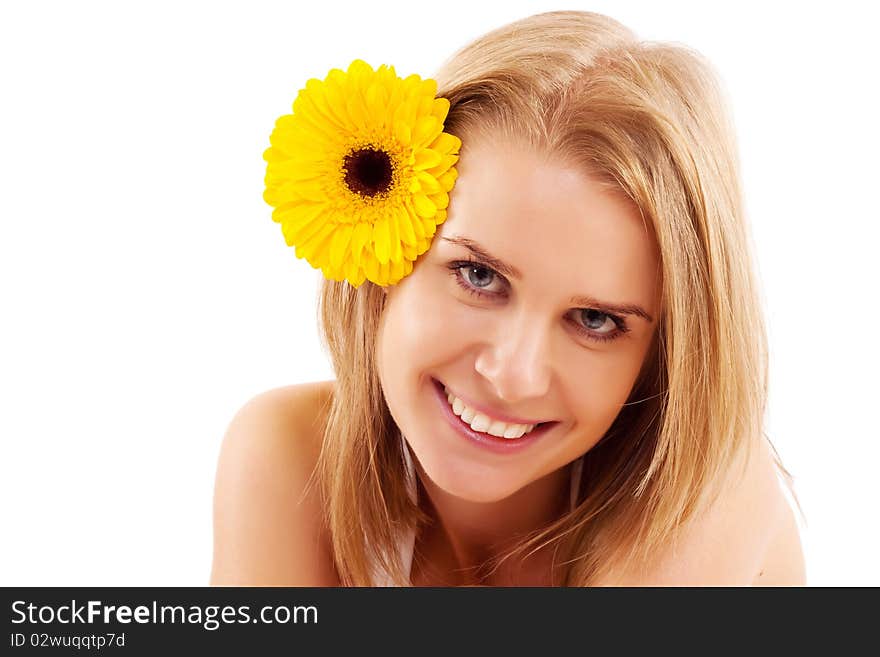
[{"x1": 439, "y1": 235, "x2": 655, "y2": 323}]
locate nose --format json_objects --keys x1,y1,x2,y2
[{"x1": 473, "y1": 311, "x2": 553, "y2": 403}]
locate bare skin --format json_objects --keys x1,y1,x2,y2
[{"x1": 210, "y1": 380, "x2": 806, "y2": 586}]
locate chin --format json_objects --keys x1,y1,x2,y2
[{"x1": 417, "y1": 455, "x2": 526, "y2": 504}]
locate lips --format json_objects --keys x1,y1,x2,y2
[
  {"x1": 435, "y1": 379, "x2": 554, "y2": 426},
  {"x1": 431, "y1": 377, "x2": 559, "y2": 454}
]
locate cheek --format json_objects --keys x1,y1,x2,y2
[
  {"x1": 376, "y1": 279, "x2": 469, "y2": 429},
  {"x1": 566, "y1": 348, "x2": 649, "y2": 429},
  {"x1": 381, "y1": 283, "x2": 487, "y2": 364}
]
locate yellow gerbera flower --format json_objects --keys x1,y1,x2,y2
[{"x1": 263, "y1": 59, "x2": 462, "y2": 287}]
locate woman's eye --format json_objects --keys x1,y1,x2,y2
[
  {"x1": 457, "y1": 263, "x2": 502, "y2": 293},
  {"x1": 576, "y1": 309, "x2": 618, "y2": 336}
]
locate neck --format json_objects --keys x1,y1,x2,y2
[{"x1": 413, "y1": 460, "x2": 573, "y2": 584}]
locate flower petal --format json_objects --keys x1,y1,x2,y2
[
  {"x1": 414, "y1": 148, "x2": 443, "y2": 171},
  {"x1": 406, "y1": 200, "x2": 425, "y2": 240},
  {"x1": 329, "y1": 223, "x2": 354, "y2": 270},
  {"x1": 273, "y1": 199, "x2": 322, "y2": 225},
  {"x1": 412, "y1": 116, "x2": 441, "y2": 150},
  {"x1": 347, "y1": 59, "x2": 375, "y2": 78},
  {"x1": 438, "y1": 168, "x2": 458, "y2": 191},
  {"x1": 350, "y1": 221, "x2": 372, "y2": 268},
  {"x1": 394, "y1": 121, "x2": 411, "y2": 147},
  {"x1": 365, "y1": 82, "x2": 389, "y2": 125},
  {"x1": 389, "y1": 257, "x2": 406, "y2": 285},
  {"x1": 378, "y1": 260, "x2": 392, "y2": 286},
  {"x1": 267, "y1": 158, "x2": 326, "y2": 183},
  {"x1": 422, "y1": 217, "x2": 438, "y2": 238},
  {"x1": 290, "y1": 179, "x2": 329, "y2": 203},
  {"x1": 418, "y1": 78, "x2": 437, "y2": 99},
  {"x1": 397, "y1": 204, "x2": 418, "y2": 246},
  {"x1": 373, "y1": 216, "x2": 391, "y2": 265},
  {"x1": 427, "y1": 153, "x2": 459, "y2": 177},
  {"x1": 430, "y1": 131, "x2": 460, "y2": 155},
  {"x1": 412, "y1": 194, "x2": 436, "y2": 218},
  {"x1": 388, "y1": 210, "x2": 403, "y2": 263},
  {"x1": 414, "y1": 170, "x2": 441, "y2": 194},
  {"x1": 297, "y1": 221, "x2": 336, "y2": 262},
  {"x1": 345, "y1": 91, "x2": 370, "y2": 132},
  {"x1": 393, "y1": 98, "x2": 419, "y2": 133},
  {"x1": 364, "y1": 246, "x2": 385, "y2": 285},
  {"x1": 430, "y1": 191, "x2": 449, "y2": 210},
  {"x1": 431, "y1": 97, "x2": 451, "y2": 123}
]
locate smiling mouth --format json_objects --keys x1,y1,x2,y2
[{"x1": 432, "y1": 378, "x2": 555, "y2": 439}]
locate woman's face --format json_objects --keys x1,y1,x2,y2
[{"x1": 376, "y1": 136, "x2": 661, "y2": 503}]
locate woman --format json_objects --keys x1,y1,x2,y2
[{"x1": 210, "y1": 10, "x2": 805, "y2": 586}]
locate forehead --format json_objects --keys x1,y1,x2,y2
[{"x1": 437, "y1": 138, "x2": 660, "y2": 308}]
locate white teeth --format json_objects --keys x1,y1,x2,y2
[
  {"x1": 487, "y1": 420, "x2": 509, "y2": 437},
  {"x1": 470, "y1": 413, "x2": 491, "y2": 433},
  {"x1": 503, "y1": 424, "x2": 525, "y2": 439},
  {"x1": 443, "y1": 385, "x2": 537, "y2": 440}
]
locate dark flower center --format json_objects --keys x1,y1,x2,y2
[{"x1": 343, "y1": 147, "x2": 394, "y2": 197}]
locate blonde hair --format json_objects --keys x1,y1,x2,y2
[{"x1": 315, "y1": 10, "x2": 787, "y2": 586}]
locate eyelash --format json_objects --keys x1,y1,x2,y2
[{"x1": 446, "y1": 259, "x2": 631, "y2": 344}]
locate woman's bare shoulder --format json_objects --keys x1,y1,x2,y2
[
  {"x1": 247, "y1": 380, "x2": 335, "y2": 441},
  {"x1": 596, "y1": 435, "x2": 805, "y2": 586},
  {"x1": 210, "y1": 381, "x2": 339, "y2": 586},
  {"x1": 751, "y1": 496, "x2": 806, "y2": 586},
  {"x1": 752, "y1": 469, "x2": 807, "y2": 586},
  {"x1": 740, "y1": 438, "x2": 807, "y2": 586}
]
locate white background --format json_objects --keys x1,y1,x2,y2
[{"x1": 1, "y1": 0, "x2": 877, "y2": 586}]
